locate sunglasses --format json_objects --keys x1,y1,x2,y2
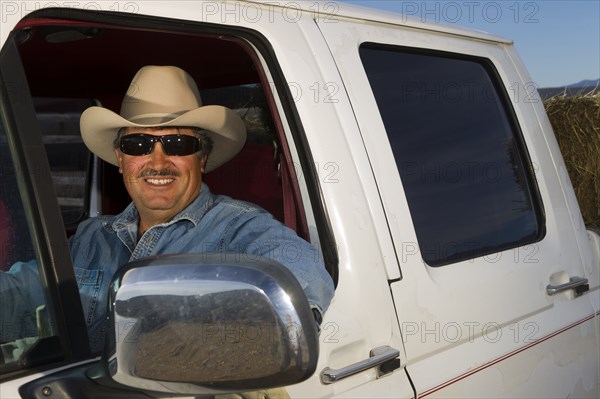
[{"x1": 119, "y1": 134, "x2": 201, "y2": 156}]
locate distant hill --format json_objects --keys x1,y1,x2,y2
[
  {"x1": 569, "y1": 79, "x2": 600, "y2": 88},
  {"x1": 539, "y1": 79, "x2": 599, "y2": 100}
]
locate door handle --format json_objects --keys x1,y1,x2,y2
[
  {"x1": 546, "y1": 276, "x2": 589, "y2": 296},
  {"x1": 320, "y1": 346, "x2": 400, "y2": 384}
]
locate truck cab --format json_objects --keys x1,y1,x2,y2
[{"x1": 0, "y1": 1, "x2": 598, "y2": 398}]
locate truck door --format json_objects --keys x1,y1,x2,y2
[
  {"x1": 0, "y1": 32, "x2": 92, "y2": 395},
  {"x1": 317, "y1": 17, "x2": 599, "y2": 398}
]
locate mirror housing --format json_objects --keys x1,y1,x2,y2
[{"x1": 104, "y1": 253, "x2": 319, "y2": 395}]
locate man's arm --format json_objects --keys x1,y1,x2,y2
[
  {"x1": 0, "y1": 261, "x2": 46, "y2": 342},
  {"x1": 223, "y1": 211, "x2": 335, "y2": 323}
]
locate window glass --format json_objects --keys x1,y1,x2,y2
[
  {"x1": 360, "y1": 44, "x2": 543, "y2": 266},
  {"x1": 34, "y1": 98, "x2": 94, "y2": 227},
  {"x1": 0, "y1": 120, "x2": 60, "y2": 373}
]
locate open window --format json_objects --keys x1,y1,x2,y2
[{"x1": 15, "y1": 15, "x2": 312, "y2": 241}]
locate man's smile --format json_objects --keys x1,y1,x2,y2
[{"x1": 145, "y1": 178, "x2": 176, "y2": 186}]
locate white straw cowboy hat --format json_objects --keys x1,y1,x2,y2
[{"x1": 80, "y1": 65, "x2": 246, "y2": 173}]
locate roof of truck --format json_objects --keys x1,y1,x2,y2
[{"x1": 249, "y1": 0, "x2": 513, "y2": 44}]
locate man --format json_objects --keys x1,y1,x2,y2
[{"x1": 2, "y1": 66, "x2": 334, "y2": 355}]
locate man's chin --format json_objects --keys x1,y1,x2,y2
[{"x1": 138, "y1": 199, "x2": 178, "y2": 213}]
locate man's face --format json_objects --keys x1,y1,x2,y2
[{"x1": 115, "y1": 127, "x2": 205, "y2": 225}]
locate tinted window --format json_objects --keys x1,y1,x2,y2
[
  {"x1": 360, "y1": 44, "x2": 543, "y2": 266},
  {"x1": 0, "y1": 121, "x2": 61, "y2": 374}
]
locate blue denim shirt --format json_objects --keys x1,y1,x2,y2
[{"x1": 1, "y1": 184, "x2": 334, "y2": 353}]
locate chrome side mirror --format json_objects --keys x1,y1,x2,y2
[{"x1": 105, "y1": 253, "x2": 319, "y2": 396}]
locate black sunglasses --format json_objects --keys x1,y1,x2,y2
[{"x1": 119, "y1": 134, "x2": 201, "y2": 156}]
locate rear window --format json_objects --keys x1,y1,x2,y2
[{"x1": 360, "y1": 44, "x2": 544, "y2": 266}]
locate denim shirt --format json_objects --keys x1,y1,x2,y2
[{"x1": 2, "y1": 184, "x2": 334, "y2": 354}]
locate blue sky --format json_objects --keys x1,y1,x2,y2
[{"x1": 340, "y1": 1, "x2": 600, "y2": 88}]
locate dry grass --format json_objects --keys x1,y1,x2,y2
[{"x1": 544, "y1": 93, "x2": 600, "y2": 227}]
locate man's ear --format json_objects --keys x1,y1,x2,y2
[
  {"x1": 114, "y1": 149, "x2": 123, "y2": 173},
  {"x1": 200, "y1": 155, "x2": 207, "y2": 174}
]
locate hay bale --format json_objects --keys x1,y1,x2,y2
[{"x1": 544, "y1": 93, "x2": 600, "y2": 227}]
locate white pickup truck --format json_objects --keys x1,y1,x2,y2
[{"x1": 0, "y1": 1, "x2": 598, "y2": 398}]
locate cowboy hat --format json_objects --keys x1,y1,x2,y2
[{"x1": 80, "y1": 65, "x2": 247, "y2": 173}]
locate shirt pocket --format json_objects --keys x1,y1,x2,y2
[{"x1": 74, "y1": 267, "x2": 103, "y2": 326}]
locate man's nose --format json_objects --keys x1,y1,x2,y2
[{"x1": 148, "y1": 142, "x2": 170, "y2": 167}]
